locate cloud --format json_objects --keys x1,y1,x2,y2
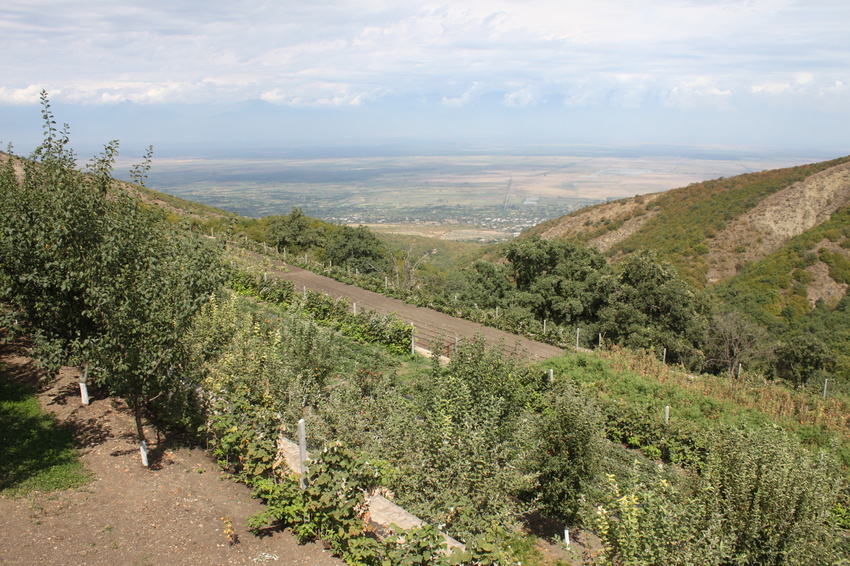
[
  {"x1": 0, "y1": 85, "x2": 45, "y2": 105},
  {"x1": 3, "y1": 0, "x2": 849, "y2": 114},
  {"x1": 663, "y1": 77, "x2": 733, "y2": 110},
  {"x1": 2, "y1": 0, "x2": 850, "y2": 153}
]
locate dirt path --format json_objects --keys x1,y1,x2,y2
[
  {"x1": 261, "y1": 258, "x2": 564, "y2": 363},
  {"x1": 0, "y1": 340, "x2": 344, "y2": 566}
]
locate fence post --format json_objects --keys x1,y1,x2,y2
[
  {"x1": 575, "y1": 328, "x2": 580, "y2": 350},
  {"x1": 411, "y1": 326, "x2": 415, "y2": 355},
  {"x1": 549, "y1": 368, "x2": 554, "y2": 383},
  {"x1": 823, "y1": 378, "x2": 829, "y2": 399},
  {"x1": 543, "y1": 318, "x2": 547, "y2": 335},
  {"x1": 353, "y1": 302, "x2": 357, "y2": 315},
  {"x1": 662, "y1": 348, "x2": 667, "y2": 365},
  {"x1": 298, "y1": 418, "x2": 308, "y2": 489},
  {"x1": 664, "y1": 405, "x2": 670, "y2": 425}
]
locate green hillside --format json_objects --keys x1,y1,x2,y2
[{"x1": 529, "y1": 156, "x2": 850, "y2": 284}]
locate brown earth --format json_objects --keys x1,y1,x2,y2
[
  {"x1": 705, "y1": 161, "x2": 850, "y2": 284},
  {"x1": 248, "y1": 253, "x2": 565, "y2": 362},
  {"x1": 531, "y1": 192, "x2": 663, "y2": 251},
  {"x1": 0, "y1": 339, "x2": 344, "y2": 566}
]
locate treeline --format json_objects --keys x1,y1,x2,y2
[{"x1": 258, "y1": 216, "x2": 838, "y2": 389}]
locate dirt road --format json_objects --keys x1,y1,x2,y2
[{"x1": 264, "y1": 260, "x2": 564, "y2": 363}]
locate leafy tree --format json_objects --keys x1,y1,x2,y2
[
  {"x1": 453, "y1": 260, "x2": 513, "y2": 310},
  {"x1": 0, "y1": 94, "x2": 225, "y2": 457},
  {"x1": 266, "y1": 206, "x2": 325, "y2": 252},
  {"x1": 323, "y1": 224, "x2": 388, "y2": 274},
  {"x1": 0, "y1": 94, "x2": 109, "y2": 374},
  {"x1": 598, "y1": 250, "x2": 708, "y2": 368},
  {"x1": 505, "y1": 236, "x2": 609, "y2": 325},
  {"x1": 528, "y1": 379, "x2": 604, "y2": 521},
  {"x1": 592, "y1": 427, "x2": 845, "y2": 566},
  {"x1": 87, "y1": 194, "x2": 224, "y2": 443},
  {"x1": 382, "y1": 338, "x2": 539, "y2": 540},
  {"x1": 773, "y1": 333, "x2": 832, "y2": 385},
  {"x1": 691, "y1": 426, "x2": 844, "y2": 565}
]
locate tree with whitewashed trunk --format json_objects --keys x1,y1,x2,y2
[
  {"x1": 0, "y1": 93, "x2": 225, "y2": 465},
  {"x1": 0, "y1": 93, "x2": 109, "y2": 403}
]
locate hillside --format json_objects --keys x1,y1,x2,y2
[{"x1": 526, "y1": 156, "x2": 850, "y2": 291}]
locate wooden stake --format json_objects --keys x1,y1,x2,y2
[{"x1": 298, "y1": 419, "x2": 308, "y2": 489}]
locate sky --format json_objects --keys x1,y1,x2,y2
[{"x1": 1, "y1": 0, "x2": 849, "y2": 157}]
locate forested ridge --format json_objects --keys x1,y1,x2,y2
[{"x1": 2, "y1": 96, "x2": 849, "y2": 565}]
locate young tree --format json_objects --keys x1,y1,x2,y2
[
  {"x1": 88, "y1": 194, "x2": 224, "y2": 452},
  {"x1": 0, "y1": 94, "x2": 225, "y2": 463},
  {"x1": 0, "y1": 93, "x2": 111, "y2": 401}
]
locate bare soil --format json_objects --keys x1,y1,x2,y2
[
  {"x1": 256, "y1": 257, "x2": 565, "y2": 362},
  {"x1": 0, "y1": 340, "x2": 344, "y2": 566},
  {"x1": 705, "y1": 161, "x2": 850, "y2": 284}
]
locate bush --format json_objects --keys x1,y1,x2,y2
[{"x1": 528, "y1": 379, "x2": 604, "y2": 520}]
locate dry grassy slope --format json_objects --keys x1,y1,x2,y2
[
  {"x1": 527, "y1": 160, "x2": 850, "y2": 290},
  {"x1": 704, "y1": 161, "x2": 850, "y2": 283},
  {"x1": 528, "y1": 191, "x2": 664, "y2": 248}
]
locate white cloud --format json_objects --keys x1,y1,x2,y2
[
  {"x1": 503, "y1": 86, "x2": 537, "y2": 107},
  {"x1": 0, "y1": 85, "x2": 46, "y2": 105},
  {"x1": 2, "y1": 0, "x2": 850, "y2": 150},
  {"x1": 441, "y1": 83, "x2": 484, "y2": 107},
  {"x1": 663, "y1": 77, "x2": 733, "y2": 110},
  {"x1": 2, "y1": 0, "x2": 848, "y2": 113}
]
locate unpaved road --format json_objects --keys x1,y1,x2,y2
[{"x1": 261, "y1": 259, "x2": 564, "y2": 363}]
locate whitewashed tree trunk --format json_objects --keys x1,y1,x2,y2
[{"x1": 79, "y1": 364, "x2": 90, "y2": 405}]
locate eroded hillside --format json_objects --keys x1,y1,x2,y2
[
  {"x1": 704, "y1": 161, "x2": 850, "y2": 284},
  {"x1": 528, "y1": 157, "x2": 850, "y2": 297}
]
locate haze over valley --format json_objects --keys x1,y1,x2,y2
[{"x1": 116, "y1": 148, "x2": 826, "y2": 241}]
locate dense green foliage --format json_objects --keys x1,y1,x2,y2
[
  {"x1": 227, "y1": 261, "x2": 412, "y2": 355},
  {"x1": 592, "y1": 428, "x2": 844, "y2": 566},
  {"x1": 4, "y1": 98, "x2": 849, "y2": 565},
  {"x1": 0, "y1": 94, "x2": 225, "y2": 443}
]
